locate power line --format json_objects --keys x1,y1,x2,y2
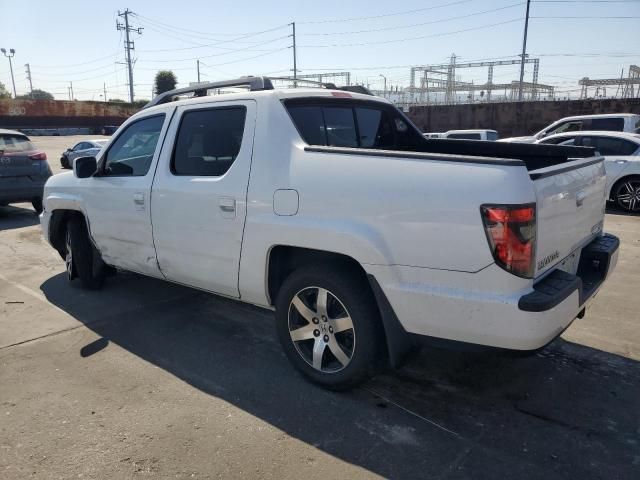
[
  {"x1": 299, "y1": 18, "x2": 524, "y2": 48},
  {"x1": 298, "y1": 0, "x2": 474, "y2": 24},
  {"x1": 301, "y1": 3, "x2": 525, "y2": 36}
]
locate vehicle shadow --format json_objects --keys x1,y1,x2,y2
[
  {"x1": 40, "y1": 272, "x2": 640, "y2": 480},
  {"x1": 0, "y1": 205, "x2": 39, "y2": 231}
]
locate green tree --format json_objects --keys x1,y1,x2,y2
[
  {"x1": 0, "y1": 81, "x2": 10, "y2": 99},
  {"x1": 154, "y1": 70, "x2": 177, "y2": 95},
  {"x1": 17, "y1": 89, "x2": 54, "y2": 100}
]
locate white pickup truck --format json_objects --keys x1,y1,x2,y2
[{"x1": 40, "y1": 77, "x2": 619, "y2": 389}]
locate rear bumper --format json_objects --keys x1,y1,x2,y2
[
  {"x1": 0, "y1": 175, "x2": 49, "y2": 204},
  {"x1": 518, "y1": 234, "x2": 619, "y2": 312},
  {"x1": 368, "y1": 233, "x2": 619, "y2": 361}
]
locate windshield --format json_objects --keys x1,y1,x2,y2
[{"x1": 0, "y1": 134, "x2": 36, "y2": 153}]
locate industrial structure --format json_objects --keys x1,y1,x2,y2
[{"x1": 579, "y1": 65, "x2": 640, "y2": 100}]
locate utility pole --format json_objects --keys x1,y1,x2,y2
[
  {"x1": 1, "y1": 48, "x2": 17, "y2": 98},
  {"x1": 69, "y1": 81, "x2": 74, "y2": 100},
  {"x1": 290, "y1": 22, "x2": 298, "y2": 87},
  {"x1": 518, "y1": 0, "x2": 531, "y2": 102},
  {"x1": 379, "y1": 74, "x2": 387, "y2": 98},
  {"x1": 103, "y1": 82, "x2": 107, "y2": 102},
  {"x1": 197, "y1": 59, "x2": 201, "y2": 83},
  {"x1": 117, "y1": 9, "x2": 143, "y2": 103},
  {"x1": 25, "y1": 63, "x2": 33, "y2": 97}
]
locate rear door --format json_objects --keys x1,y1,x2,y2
[
  {"x1": 151, "y1": 100, "x2": 256, "y2": 297},
  {"x1": 0, "y1": 133, "x2": 39, "y2": 178},
  {"x1": 577, "y1": 135, "x2": 640, "y2": 191}
]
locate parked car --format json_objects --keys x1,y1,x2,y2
[
  {"x1": 537, "y1": 131, "x2": 640, "y2": 212},
  {"x1": 0, "y1": 129, "x2": 51, "y2": 213},
  {"x1": 500, "y1": 113, "x2": 640, "y2": 143},
  {"x1": 423, "y1": 132, "x2": 444, "y2": 139},
  {"x1": 98, "y1": 125, "x2": 119, "y2": 136},
  {"x1": 40, "y1": 77, "x2": 618, "y2": 389},
  {"x1": 443, "y1": 129, "x2": 498, "y2": 141},
  {"x1": 60, "y1": 139, "x2": 109, "y2": 169}
]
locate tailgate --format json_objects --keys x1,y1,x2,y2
[{"x1": 532, "y1": 157, "x2": 606, "y2": 277}]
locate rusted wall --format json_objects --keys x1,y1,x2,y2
[
  {"x1": 0, "y1": 99, "x2": 139, "y2": 131},
  {"x1": 408, "y1": 98, "x2": 640, "y2": 137}
]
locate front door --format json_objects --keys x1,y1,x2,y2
[
  {"x1": 83, "y1": 112, "x2": 171, "y2": 277},
  {"x1": 151, "y1": 100, "x2": 256, "y2": 297}
]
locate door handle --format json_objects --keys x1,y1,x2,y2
[
  {"x1": 133, "y1": 193, "x2": 145, "y2": 206},
  {"x1": 219, "y1": 197, "x2": 235, "y2": 212},
  {"x1": 615, "y1": 160, "x2": 628, "y2": 164}
]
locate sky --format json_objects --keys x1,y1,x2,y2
[{"x1": 0, "y1": 0, "x2": 638, "y2": 101}]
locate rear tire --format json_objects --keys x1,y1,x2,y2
[
  {"x1": 32, "y1": 197, "x2": 43, "y2": 214},
  {"x1": 275, "y1": 265, "x2": 382, "y2": 390},
  {"x1": 612, "y1": 176, "x2": 640, "y2": 213},
  {"x1": 65, "y1": 217, "x2": 106, "y2": 289},
  {"x1": 60, "y1": 156, "x2": 70, "y2": 169}
]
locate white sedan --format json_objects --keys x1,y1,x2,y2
[{"x1": 537, "y1": 131, "x2": 640, "y2": 212}]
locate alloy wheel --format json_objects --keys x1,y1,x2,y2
[
  {"x1": 288, "y1": 286, "x2": 356, "y2": 373},
  {"x1": 65, "y1": 228, "x2": 73, "y2": 280},
  {"x1": 615, "y1": 180, "x2": 640, "y2": 212}
]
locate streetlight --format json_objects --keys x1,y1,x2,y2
[
  {"x1": 379, "y1": 74, "x2": 387, "y2": 98},
  {"x1": 1, "y1": 48, "x2": 17, "y2": 98}
]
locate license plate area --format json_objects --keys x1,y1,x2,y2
[{"x1": 557, "y1": 249, "x2": 580, "y2": 275}]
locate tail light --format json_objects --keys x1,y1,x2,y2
[
  {"x1": 29, "y1": 152, "x2": 47, "y2": 161},
  {"x1": 481, "y1": 204, "x2": 536, "y2": 278}
]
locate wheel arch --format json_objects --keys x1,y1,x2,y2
[
  {"x1": 49, "y1": 209, "x2": 88, "y2": 259},
  {"x1": 609, "y1": 174, "x2": 640, "y2": 201}
]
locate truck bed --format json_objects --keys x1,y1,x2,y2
[{"x1": 417, "y1": 138, "x2": 596, "y2": 171}]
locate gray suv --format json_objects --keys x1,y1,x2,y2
[{"x1": 0, "y1": 129, "x2": 52, "y2": 213}]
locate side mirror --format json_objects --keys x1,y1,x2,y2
[{"x1": 73, "y1": 156, "x2": 97, "y2": 178}]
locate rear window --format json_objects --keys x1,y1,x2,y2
[
  {"x1": 446, "y1": 133, "x2": 482, "y2": 140},
  {"x1": 585, "y1": 117, "x2": 625, "y2": 132},
  {"x1": 580, "y1": 136, "x2": 638, "y2": 156},
  {"x1": 286, "y1": 100, "x2": 424, "y2": 150},
  {"x1": 0, "y1": 134, "x2": 36, "y2": 152}
]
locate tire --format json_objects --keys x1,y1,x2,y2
[
  {"x1": 275, "y1": 264, "x2": 382, "y2": 390},
  {"x1": 612, "y1": 176, "x2": 640, "y2": 213},
  {"x1": 60, "y1": 155, "x2": 70, "y2": 169},
  {"x1": 65, "y1": 217, "x2": 106, "y2": 289},
  {"x1": 32, "y1": 197, "x2": 43, "y2": 214}
]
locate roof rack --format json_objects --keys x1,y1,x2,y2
[
  {"x1": 143, "y1": 75, "x2": 373, "y2": 109},
  {"x1": 144, "y1": 76, "x2": 274, "y2": 108}
]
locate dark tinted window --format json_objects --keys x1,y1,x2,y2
[
  {"x1": 0, "y1": 134, "x2": 35, "y2": 152},
  {"x1": 173, "y1": 107, "x2": 246, "y2": 176},
  {"x1": 287, "y1": 101, "x2": 425, "y2": 151},
  {"x1": 103, "y1": 115, "x2": 165, "y2": 176},
  {"x1": 580, "y1": 136, "x2": 638, "y2": 156},
  {"x1": 541, "y1": 136, "x2": 577, "y2": 146},
  {"x1": 547, "y1": 121, "x2": 583, "y2": 135},
  {"x1": 324, "y1": 107, "x2": 358, "y2": 147},
  {"x1": 355, "y1": 107, "x2": 396, "y2": 148},
  {"x1": 447, "y1": 133, "x2": 481, "y2": 140},
  {"x1": 586, "y1": 117, "x2": 624, "y2": 131},
  {"x1": 288, "y1": 106, "x2": 326, "y2": 146},
  {"x1": 487, "y1": 131, "x2": 499, "y2": 141}
]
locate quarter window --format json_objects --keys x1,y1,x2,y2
[
  {"x1": 172, "y1": 107, "x2": 246, "y2": 176},
  {"x1": 580, "y1": 136, "x2": 638, "y2": 156},
  {"x1": 586, "y1": 118, "x2": 624, "y2": 131},
  {"x1": 103, "y1": 115, "x2": 165, "y2": 176}
]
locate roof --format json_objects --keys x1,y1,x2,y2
[
  {"x1": 139, "y1": 88, "x2": 389, "y2": 117},
  {"x1": 557, "y1": 113, "x2": 639, "y2": 121},
  {"x1": 540, "y1": 131, "x2": 640, "y2": 142},
  {"x1": 0, "y1": 128, "x2": 27, "y2": 136}
]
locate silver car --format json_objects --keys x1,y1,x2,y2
[{"x1": 60, "y1": 139, "x2": 108, "y2": 169}]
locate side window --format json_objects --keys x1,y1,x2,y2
[
  {"x1": 541, "y1": 136, "x2": 576, "y2": 146},
  {"x1": 74, "y1": 143, "x2": 87, "y2": 151},
  {"x1": 355, "y1": 107, "x2": 395, "y2": 148},
  {"x1": 446, "y1": 133, "x2": 482, "y2": 140},
  {"x1": 323, "y1": 107, "x2": 358, "y2": 147},
  {"x1": 582, "y1": 136, "x2": 638, "y2": 156},
  {"x1": 172, "y1": 107, "x2": 246, "y2": 176},
  {"x1": 104, "y1": 114, "x2": 165, "y2": 176},
  {"x1": 548, "y1": 121, "x2": 583, "y2": 135},
  {"x1": 587, "y1": 118, "x2": 624, "y2": 131},
  {"x1": 288, "y1": 106, "x2": 326, "y2": 146},
  {"x1": 487, "y1": 131, "x2": 499, "y2": 141}
]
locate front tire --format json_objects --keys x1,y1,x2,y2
[
  {"x1": 60, "y1": 155, "x2": 70, "y2": 169},
  {"x1": 32, "y1": 197, "x2": 43, "y2": 214},
  {"x1": 275, "y1": 265, "x2": 382, "y2": 390},
  {"x1": 65, "y1": 217, "x2": 106, "y2": 289}
]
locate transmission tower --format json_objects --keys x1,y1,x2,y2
[{"x1": 117, "y1": 9, "x2": 143, "y2": 103}]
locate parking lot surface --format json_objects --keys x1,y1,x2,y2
[{"x1": 1, "y1": 136, "x2": 638, "y2": 479}]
